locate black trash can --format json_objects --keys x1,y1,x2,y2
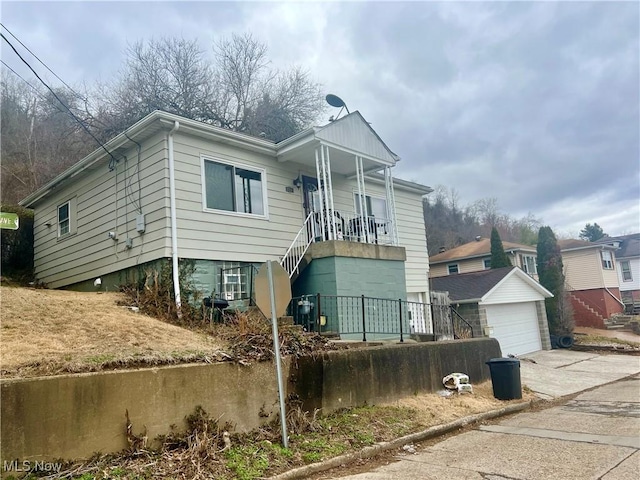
[{"x1": 486, "y1": 357, "x2": 522, "y2": 400}]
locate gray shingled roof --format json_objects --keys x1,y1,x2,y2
[
  {"x1": 594, "y1": 233, "x2": 640, "y2": 259},
  {"x1": 430, "y1": 266, "x2": 515, "y2": 302}
]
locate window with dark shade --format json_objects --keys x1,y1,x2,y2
[{"x1": 203, "y1": 159, "x2": 265, "y2": 216}]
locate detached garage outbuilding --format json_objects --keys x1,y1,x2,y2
[{"x1": 431, "y1": 266, "x2": 553, "y2": 356}]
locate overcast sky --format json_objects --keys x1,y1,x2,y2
[{"x1": 2, "y1": 1, "x2": 639, "y2": 237}]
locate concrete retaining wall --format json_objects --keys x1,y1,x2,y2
[
  {"x1": 1, "y1": 338, "x2": 500, "y2": 463},
  {"x1": 290, "y1": 338, "x2": 500, "y2": 412}
]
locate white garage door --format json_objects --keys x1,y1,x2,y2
[{"x1": 485, "y1": 302, "x2": 541, "y2": 356}]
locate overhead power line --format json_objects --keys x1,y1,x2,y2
[
  {"x1": 1, "y1": 59, "x2": 44, "y2": 96},
  {"x1": 1, "y1": 32, "x2": 119, "y2": 169},
  {"x1": 0, "y1": 22, "x2": 86, "y2": 102}
]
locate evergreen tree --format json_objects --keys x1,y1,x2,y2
[
  {"x1": 537, "y1": 226, "x2": 573, "y2": 335},
  {"x1": 490, "y1": 227, "x2": 511, "y2": 268},
  {"x1": 579, "y1": 223, "x2": 607, "y2": 242}
]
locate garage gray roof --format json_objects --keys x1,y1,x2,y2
[{"x1": 430, "y1": 267, "x2": 515, "y2": 302}]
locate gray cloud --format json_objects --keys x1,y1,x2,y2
[{"x1": 2, "y1": 0, "x2": 638, "y2": 236}]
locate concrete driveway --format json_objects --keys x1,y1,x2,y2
[{"x1": 335, "y1": 351, "x2": 640, "y2": 480}]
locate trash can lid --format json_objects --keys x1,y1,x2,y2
[{"x1": 486, "y1": 357, "x2": 520, "y2": 364}]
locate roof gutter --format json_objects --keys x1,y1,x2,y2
[{"x1": 168, "y1": 121, "x2": 182, "y2": 316}]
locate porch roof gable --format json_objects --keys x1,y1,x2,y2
[{"x1": 276, "y1": 111, "x2": 399, "y2": 167}]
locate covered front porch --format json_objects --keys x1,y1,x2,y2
[{"x1": 276, "y1": 111, "x2": 402, "y2": 278}]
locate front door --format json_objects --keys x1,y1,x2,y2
[{"x1": 302, "y1": 176, "x2": 322, "y2": 240}]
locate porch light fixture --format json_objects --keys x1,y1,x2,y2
[{"x1": 292, "y1": 174, "x2": 302, "y2": 189}]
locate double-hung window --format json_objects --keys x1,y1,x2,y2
[
  {"x1": 601, "y1": 250, "x2": 614, "y2": 270},
  {"x1": 521, "y1": 255, "x2": 537, "y2": 275},
  {"x1": 621, "y1": 260, "x2": 632, "y2": 281},
  {"x1": 203, "y1": 159, "x2": 265, "y2": 216},
  {"x1": 58, "y1": 202, "x2": 70, "y2": 237},
  {"x1": 448, "y1": 263, "x2": 459, "y2": 275}
]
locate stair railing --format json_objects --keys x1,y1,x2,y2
[
  {"x1": 281, "y1": 212, "x2": 315, "y2": 279},
  {"x1": 450, "y1": 306, "x2": 474, "y2": 339}
]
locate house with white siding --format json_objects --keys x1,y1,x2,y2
[
  {"x1": 20, "y1": 110, "x2": 433, "y2": 336},
  {"x1": 431, "y1": 266, "x2": 552, "y2": 356}
]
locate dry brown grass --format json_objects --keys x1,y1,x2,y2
[
  {"x1": 0, "y1": 286, "x2": 225, "y2": 378},
  {"x1": 383, "y1": 380, "x2": 536, "y2": 426}
]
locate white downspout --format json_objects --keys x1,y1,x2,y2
[{"x1": 168, "y1": 121, "x2": 181, "y2": 314}]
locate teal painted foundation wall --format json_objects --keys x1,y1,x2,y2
[
  {"x1": 293, "y1": 256, "x2": 408, "y2": 338},
  {"x1": 293, "y1": 257, "x2": 406, "y2": 300}
]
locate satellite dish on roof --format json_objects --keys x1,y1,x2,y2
[
  {"x1": 326, "y1": 94, "x2": 346, "y2": 108},
  {"x1": 325, "y1": 94, "x2": 350, "y2": 120}
]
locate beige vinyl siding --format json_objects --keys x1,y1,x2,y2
[
  {"x1": 32, "y1": 133, "x2": 170, "y2": 288},
  {"x1": 171, "y1": 132, "x2": 304, "y2": 263},
  {"x1": 429, "y1": 264, "x2": 449, "y2": 278},
  {"x1": 172, "y1": 132, "x2": 429, "y2": 293},
  {"x1": 459, "y1": 258, "x2": 486, "y2": 274},
  {"x1": 562, "y1": 249, "x2": 618, "y2": 291},
  {"x1": 601, "y1": 252, "x2": 620, "y2": 288},
  {"x1": 483, "y1": 274, "x2": 546, "y2": 304},
  {"x1": 328, "y1": 176, "x2": 429, "y2": 293},
  {"x1": 392, "y1": 187, "x2": 429, "y2": 293},
  {"x1": 430, "y1": 258, "x2": 486, "y2": 278}
]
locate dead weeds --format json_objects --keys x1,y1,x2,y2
[
  {"x1": 21, "y1": 382, "x2": 532, "y2": 480},
  {"x1": 211, "y1": 308, "x2": 345, "y2": 363}
]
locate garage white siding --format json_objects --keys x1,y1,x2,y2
[{"x1": 485, "y1": 302, "x2": 542, "y2": 356}]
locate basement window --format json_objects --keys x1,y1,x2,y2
[{"x1": 202, "y1": 158, "x2": 266, "y2": 217}]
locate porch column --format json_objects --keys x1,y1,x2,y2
[
  {"x1": 315, "y1": 144, "x2": 336, "y2": 240},
  {"x1": 354, "y1": 155, "x2": 370, "y2": 244},
  {"x1": 384, "y1": 166, "x2": 399, "y2": 246}
]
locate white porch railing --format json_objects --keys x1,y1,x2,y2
[
  {"x1": 280, "y1": 210, "x2": 397, "y2": 279},
  {"x1": 280, "y1": 212, "x2": 315, "y2": 279},
  {"x1": 329, "y1": 211, "x2": 395, "y2": 246}
]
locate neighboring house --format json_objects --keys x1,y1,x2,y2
[
  {"x1": 558, "y1": 239, "x2": 625, "y2": 327},
  {"x1": 20, "y1": 110, "x2": 433, "y2": 336},
  {"x1": 429, "y1": 237, "x2": 539, "y2": 279},
  {"x1": 593, "y1": 234, "x2": 640, "y2": 313},
  {"x1": 431, "y1": 266, "x2": 552, "y2": 356}
]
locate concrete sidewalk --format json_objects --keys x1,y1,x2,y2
[
  {"x1": 332, "y1": 351, "x2": 640, "y2": 480},
  {"x1": 520, "y1": 349, "x2": 640, "y2": 399}
]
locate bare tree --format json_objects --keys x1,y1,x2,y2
[
  {"x1": 96, "y1": 34, "x2": 325, "y2": 141},
  {"x1": 1, "y1": 72, "x2": 93, "y2": 204},
  {"x1": 2, "y1": 34, "x2": 326, "y2": 204},
  {"x1": 95, "y1": 37, "x2": 214, "y2": 137}
]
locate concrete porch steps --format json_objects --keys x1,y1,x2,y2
[{"x1": 604, "y1": 315, "x2": 640, "y2": 332}]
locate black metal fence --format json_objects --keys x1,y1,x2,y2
[{"x1": 287, "y1": 294, "x2": 473, "y2": 342}]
